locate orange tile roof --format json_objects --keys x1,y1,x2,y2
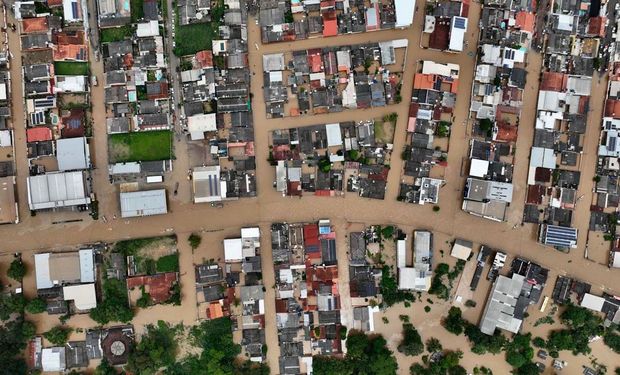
[
  {"x1": 53, "y1": 44, "x2": 88, "y2": 61},
  {"x1": 195, "y1": 50, "x2": 213, "y2": 68},
  {"x1": 207, "y1": 302, "x2": 224, "y2": 319},
  {"x1": 22, "y1": 17, "x2": 48, "y2": 33},
  {"x1": 47, "y1": 0, "x2": 63, "y2": 6},
  {"x1": 413, "y1": 73, "x2": 435, "y2": 90},
  {"x1": 540, "y1": 72, "x2": 567, "y2": 92},
  {"x1": 515, "y1": 11, "x2": 535, "y2": 33},
  {"x1": 450, "y1": 79, "x2": 459, "y2": 94}
]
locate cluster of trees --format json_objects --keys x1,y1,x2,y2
[
  {"x1": 313, "y1": 331, "x2": 398, "y2": 375},
  {"x1": 126, "y1": 321, "x2": 179, "y2": 374},
  {"x1": 443, "y1": 307, "x2": 538, "y2": 372},
  {"x1": 89, "y1": 278, "x2": 134, "y2": 324},
  {"x1": 409, "y1": 350, "x2": 466, "y2": 375},
  {"x1": 43, "y1": 326, "x2": 72, "y2": 346},
  {"x1": 604, "y1": 325, "x2": 620, "y2": 353},
  {"x1": 428, "y1": 262, "x2": 464, "y2": 301},
  {"x1": 168, "y1": 317, "x2": 268, "y2": 375},
  {"x1": 546, "y1": 304, "x2": 604, "y2": 355},
  {"x1": 398, "y1": 324, "x2": 424, "y2": 356}
]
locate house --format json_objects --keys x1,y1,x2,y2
[
  {"x1": 119, "y1": 189, "x2": 168, "y2": 218},
  {"x1": 41, "y1": 347, "x2": 66, "y2": 372},
  {"x1": 451, "y1": 239, "x2": 473, "y2": 260},
  {"x1": 63, "y1": 283, "x2": 97, "y2": 310}
]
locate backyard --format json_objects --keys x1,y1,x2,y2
[
  {"x1": 54, "y1": 61, "x2": 89, "y2": 76},
  {"x1": 100, "y1": 25, "x2": 133, "y2": 43},
  {"x1": 114, "y1": 236, "x2": 179, "y2": 275},
  {"x1": 108, "y1": 130, "x2": 173, "y2": 163},
  {"x1": 173, "y1": 0, "x2": 224, "y2": 56}
]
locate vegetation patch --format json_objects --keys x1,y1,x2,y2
[
  {"x1": 130, "y1": 0, "x2": 144, "y2": 23},
  {"x1": 100, "y1": 25, "x2": 133, "y2": 43},
  {"x1": 313, "y1": 330, "x2": 398, "y2": 375},
  {"x1": 398, "y1": 324, "x2": 424, "y2": 356},
  {"x1": 174, "y1": 0, "x2": 224, "y2": 56},
  {"x1": 89, "y1": 278, "x2": 134, "y2": 324},
  {"x1": 108, "y1": 131, "x2": 173, "y2": 163},
  {"x1": 428, "y1": 261, "x2": 464, "y2": 300},
  {"x1": 156, "y1": 253, "x2": 179, "y2": 273},
  {"x1": 54, "y1": 61, "x2": 89, "y2": 76},
  {"x1": 380, "y1": 266, "x2": 415, "y2": 307}
]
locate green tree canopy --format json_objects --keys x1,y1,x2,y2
[
  {"x1": 7, "y1": 259, "x2": 26, "y2": 281},
  {"x1": 43, "y1": 326, "x2": 72, "y2": 346},
  {"x1": 398, "y1": 324, "x2": 424, "y2": 356},
  {"x1": 444, "y1": 307, "x2": 465, "y2": 335},
  {"x1": 25, "y1": 298, "x2": 47, "y2": 314},
  {"x1": 505, "y1": 333, "x2": 534, "y2": 369},
  {"x1": 188, "y1": 233, "x2": 202, "y2": 250},
  {"x1": 127, "y1": 321, "x2": 178, "y2": 374},
  {"x1": 89, "y1": 278, "x2": 134, "y2": 324}
]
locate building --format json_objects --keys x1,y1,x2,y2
[
  {"x1": 192, "y1": 166, "x2": 225, "y2": 203},
  {"x1": 399, "y1": 230, "x2": 432, "y2": 291},
  {"x1": 34, "y1": 249, "x2": 95, "y2": 290},
  {"x1": 27, "y1": 171, "x2": 91, "y2": 210},
  {"x1": 394, "y1": 0, "x2": 415, "y2": 28},
  {"x1": 480, "y1": 273, "x2": 525, "y2": 335},
  {"x1": 538, "y1": 224, "x2": 578, "y2": 248},
  {"x1": 63, "y1": 283, "x2": 97, "y2": 310},
  {"x1": 0, "y1": 176, "x2": 18, "y2": 224},
  {"x1": 119, "y1": 189, "x2": 168, "y2": 218},
  {"x1": 56, "y1": 137, "x2": 90, "y2": 171},
  {"x1": 451, "y1": 239, "x2": 473, "y2": 260},
  {"x1": 41, "y1": 347, "x2": 66, "y2": 372}
]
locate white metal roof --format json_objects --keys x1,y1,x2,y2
[
  {"x1": 120, "y1": 189, "x2": 167, "y2": 218},
  {"x1": 224, "y1": 238, "x2": 243, "y2": 262},
  {"x1": 109, "y1": 162, "x2": 141, "y2": 174},
  {"x1": 241, "y1": 227, "x2": 260, "y2": 239},
  {"x1": 192, "y1": 166, "x2": 223, "y2": 203},
  {"x1": 613, "y1": 252, "x2": 620, "y2": 268},
  {"x1": 470, "y1": 159, "x2": 489, "y2": 178},
  {"x1": 136, "y1": 20, "x2": 159, "y2": 37},
  {"x1": 325, "y1": 123, "x2": 342, "y2": 147},
  {"x1": 394, "y1": 0, "x2": 415, "y2": 28},
  {"x1": 79, "y1": 249, "x2": 95, "y2": 283},
  {"x1": 0, "y1": 130, "x2": 11, "y2": 147},
  {"x1": 449, "y1": 17, "x2": 467, "y2": 52},
  {"x1": 397, "y1": 239, "x2": 406, "y2": 268},
  {"x1": 27, "y1": 171, "x2": 90, "y2": 210},
  {"x1": 63, "y1": 283, "x2": 97, "y2": 310},
  {"x1": 42, "y1": 347, "x2": 65, "y2": 372},
  {"x1": 56, "y1": 137, "x2": 90, "y2": 171},
  {"x1": 581, "y1": 293, "x2": 605, "y2": 312},
  {"x1": 451, "y1": 239, "x2": 473, "y2": 260},
  {"x1": 34, "y1": 253, "x2": 53, "y2": 289},
  {"x1": 187, "y1": 113, "x2": 217, "y2": 140}
]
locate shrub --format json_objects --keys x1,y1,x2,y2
[
  {"x1": 424, "y1": 306, "x2": 431, "y2": 313},
  {"x1": 25, "y1": 298, "x2": 47, "y2": 314},
  {"x1": 398, "y1": 323, "x2": 424, "y2": 356},
  {"x1": 7, "y1": 259, "x2": 26, "y2": 281},
  {"x1": 433, "y1": 206, "x2": 440, "y2": 212},
  {"x1": 188, "y1": 233, "x2": 202, "y2": 250},
  {"x1": 43, "y1": 326, "x2": 72, "y2": 346},
  {"x1": 465, "y1": 299, "x2": 477, "y2": 308}
]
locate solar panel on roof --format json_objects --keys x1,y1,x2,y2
[
  {"x1": 454, "y1": 17, "x2": 467, "y2": 29},
  {"x1": 72, "y1": 2, "x2": 78, "y2": 18}
]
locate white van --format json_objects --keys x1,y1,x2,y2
[{"x1": 146, "y1": 175, "x2": 163, "y2": 183}]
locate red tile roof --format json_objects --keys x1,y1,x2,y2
[
  {"x1": 413, "y1": 73, "x2": 435, "y2": 90},
  {"x1": 22, "y1": 17, "x2": 48, "y2": 33},
  {"x1": 307, "y1": 49, "x2": 323, "y2": 73},
  {"x1": 515, "y1": 11, "x2": 535, "y2": 33},
  {"x1": 540, "y1": 72, "x2": 567, "y2": 92},
  {"x1": 526, "y1": 184, "x2": 545, "y2": 204},
  {"x1": 587, "y1": 16, "x2": 606, "y2": 37},
  {"x1": 27, "y1": 127, "x2": 52, "y2": 142},
  {"x1": 606, "y1": 99, "x2": 620, "y2": 119},
  {"x1": 322, "y1": 11, "x2": 338, "y2": 37},
  {"x1": 127, "y1": 272, "x2": 178, "y2": 304},
  {"x1": 195, "y1": 50, "x2": 213, "y2": 68}
]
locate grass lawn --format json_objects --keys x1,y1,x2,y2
[
  {"x1": 54, "y1": 61, "x2": 89, "y2": 76},
  {"x1": 156, "y1": 254, "x2": 179, "y2": 273},
  {"x1": 174, "y1": 0, "x2": 223, "y2": 56},
  {"x1": 130, "y1": 0, "x2": 144, "y2": 23},
  {"x1": 100, "y1": 25, "x2": 133, "y2": 43},
  {"x1": 108, "y1": 131, "x2": 173, "y2": 162}
]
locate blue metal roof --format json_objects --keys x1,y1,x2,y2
[
  {"x1": 454, "y1": 17, "x2": 467, "y2": 29},
  {"x1": 543, "y1": 225, "x2": 577, "y2": 247}
]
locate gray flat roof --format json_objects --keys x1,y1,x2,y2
[{"x1": 120, "y1": 189, "x2": 167, "y2": 218}]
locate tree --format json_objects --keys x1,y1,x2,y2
[
  {"x1": 410, "y1": 350, "x2": 464, "y2": 375},
  {"x1": 0, "y1": 293, "x2": 26, "y2": 320},
  {"x1": 398, "y1": 324, "x2": 424, "y2": 356},
  {"x1": 7, "y1": 259, "x2": 26, "y2": 281},
  {"x1": 546, "y1": 304, "x2": 604, "y2": 355},
  {"x1": 532, "y1": 336, "x2": 546, "y2": 348},
  {"x1": 89, "y1": 278, "x2": 134, "y2": 324},
  {"x1": 505, "y1": 333, "x2": 534, "y2": 369},
  {"x1": 43, "y1": 326, "x2": 72, "y2": 346},
  {"x1": 444, "y1": 307, "x2": 465, "y2": 335},
  {"x1": 426, "y1": 337, "x2": 442, "y2": 353},
  {"x1": 313, "y1": 356, "x2": 353, "y2": 375},
  {"x1": 94, "y1": 358, "x2": 118, "y2": 375},
  {"x1": 0, "y1": 319, "x2": 31, "y2": 375},
  {"x1": 127, "y1": 321, "x2": 178, "y2": 374},
  {"x1": 25, "y1": 298, "x2": 47, "y2": 314},
  {"x1": 604, "y1": 329, "x2": 620, "y2": 353},
  {"x1": 514, "y1": 362, "x2": 540, "y2": 375},
  {"x1": 318, "y1": 157, "x2": 332, "y2": 173},
  {"x1": 188, "y1": 233, "x2": 202, "y2": 250}
]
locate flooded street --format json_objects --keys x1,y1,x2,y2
[{"x1": 1, "y1": 0, "x2": 619, "y2": 372}]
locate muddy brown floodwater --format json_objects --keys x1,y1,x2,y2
[{"x1": 1, "y1": 0, "x2": 619, "y2": 372}]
